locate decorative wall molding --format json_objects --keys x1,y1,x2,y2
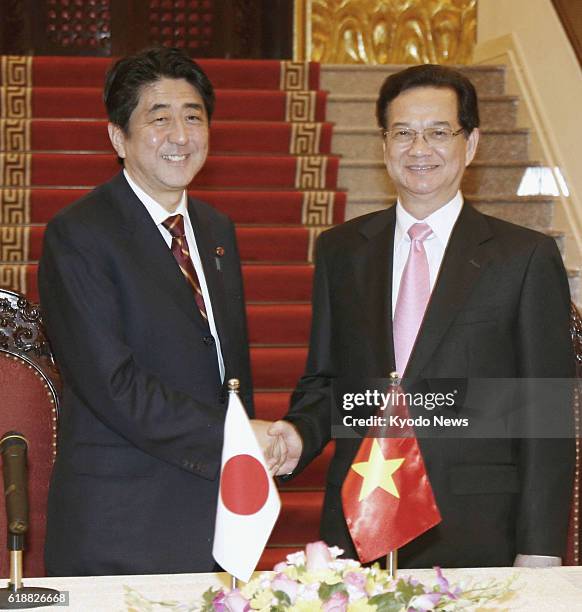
[{"x1": 294, "y1": 0, "x2": 476, "y2": 64}]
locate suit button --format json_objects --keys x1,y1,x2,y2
[{"x1": 203, "y1": 335, "x2": 214, "y2": 346}]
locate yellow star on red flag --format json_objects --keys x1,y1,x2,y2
[{"x1": 350, "y1": 439, "x2": 405, "y2": 501}]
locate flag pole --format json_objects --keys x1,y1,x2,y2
[
  {"x1": 386, "y1": 549, "x2": 398, "y2": 579},
  {"x1": 387, "y1": 372, "x2": 400, "y2": 579},
  {"x1": 227, "y1": 378, "x2": 240, "y2": 591}
]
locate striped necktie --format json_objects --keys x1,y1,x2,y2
[{"x1": 163, "y1": 214, "x2": 208, "y2": 322}]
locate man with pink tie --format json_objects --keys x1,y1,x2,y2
[{"x1": 268, "y1": 64, "x2": 575, "y2": 568}]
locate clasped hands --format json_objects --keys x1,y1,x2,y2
[{"x1": 250, "y1": 420, "x2": 303, "y2": 476}]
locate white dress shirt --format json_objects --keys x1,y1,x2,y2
[
  {"x1": 124, "y1": 170, "x2": 225, "y2": 382},
  {"x1": 392, "y1": 191, "x2": 463, "y2": 316}
]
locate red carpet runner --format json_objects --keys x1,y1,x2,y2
[{"x1": 0, "y1": 56, "x2": 342, "y2": 569}]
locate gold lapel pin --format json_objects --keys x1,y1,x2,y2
[{"x1": 215, "y1": 246, "x2": 225, "y2": 257}]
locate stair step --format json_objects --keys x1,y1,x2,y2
[
  {"x1": 320, "y1": 64, "x2": 506, "y2": 96},
  {"x1": 0, "y1": 188, "x2": 346, "y2": 226},
  {"x1": 0, "y1": 119, "x2": 334, "y2": 156},
  {"x1": 0, "y1": 88, "x2": 328, "y2": 122},
  {"x1": 345, "y1": 195, "x2": 556, "y2": 232},
  {"x1": 332, "y1": 127, "x2": 530, "y2": 163},
  {"x1": 20, "y1": 57, "x2": 320, "y2": 90},
  {"x1": 0, "y1": 225, "x2": 319, "y2": 264},
  {"x1": 0, "y1": 153, "x2": 340, "y2": 191},
  {"x1": 250, "y1": 346, "x2": 307, "y2": 390},
  {"x1": 0, "y1": 263, "x2": 315, "y2": 304},
  {"x1": 326, "y1": 94, "x2": 520, "y2": 130},
  {"x1": 338, "y1": 159, "x2": 547, "y2": 199},
  {"x1": 253, "y1": 391, "x2": 291, "y2": 421},
  {"x1": 270, "y1": 490, "x2": 324, "y2": 545},
  {"x1": 248, "y1": 304, "x2": 311, "y2": 345}
]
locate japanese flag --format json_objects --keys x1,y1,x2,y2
[{"x1": 212, "y1": 391, "x2": 281, "y2": 582}]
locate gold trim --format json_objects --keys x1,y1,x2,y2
[
  {"x1": 301, "y1": 191, "x2": 335, "y2": 226},
  {"x1": 293, "y1": 0, "x2": 312, "y2": 61},
  {"x1": 0, "y1": 56, "x2": 32, "y2": 87},
  {"x1": 295, "y1": 156, "x2": 327, "y2": 189},
  {"x1": 285, "y1": 92, "x2": 317, "y2": 122},
  {"x1": 0, "y1": 227, "x2": 29, "y2": 262},
  {"x1": 290, "y1": 123, "x2": 322, "y2": 155},
  {"x1": 0, "y1": 87, "x2": 32, "y2": 119},
  {"x1": 0, "y1": 264, "x2": 26, "y2": 294},
  {"x1": 280, "y1": 61, "x2": 310, "y2": 91},
  {"x1": 0, "y1": 189, "x2": 30, "y2": 224},
  {"x1": 0, "y1": 119, "x2": 31, "y2": 152},
  {"x1": 307, "y1": 227, "x2": 326, "y2": 263},
  {"x1": 0, "y1": 153, "x2": 31, "y2": 187}
]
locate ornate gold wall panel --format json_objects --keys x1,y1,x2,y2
[{"x1": 295, "y1": 0, "x2": 476, "y2": 64}]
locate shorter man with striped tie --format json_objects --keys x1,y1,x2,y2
[
  {"x1": 269, "y1": 65, "x2": 575, "y2": 569},
  {"x1": 38, "y1": 47, "x2": 271, "y2": 576}
]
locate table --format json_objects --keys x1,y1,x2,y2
[{"x1": 4, "y1": 566, "x2": 582, "y2": 611}]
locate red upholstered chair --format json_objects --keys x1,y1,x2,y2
[
  {"x1": 0, "y1": 289, "x2": 59, "y2": 578},
  {"x1": 566, "y1": 303, "x2": 582, "y2": 565}
]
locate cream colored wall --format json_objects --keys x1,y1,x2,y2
[{"x1": 474, "y1": 0, "x2": 582, "y2": 267}]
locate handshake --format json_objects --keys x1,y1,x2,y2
[{"x1": 250, "y1": 420, "x2": 303, "y2": 476}]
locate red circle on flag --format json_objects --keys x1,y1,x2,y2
[{"x1": 220, "y1": 454, "x2": 269, "y2": 515}]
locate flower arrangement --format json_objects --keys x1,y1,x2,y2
[{"x1": 200, "y1": 542, "x2": 513, "y2": 612}]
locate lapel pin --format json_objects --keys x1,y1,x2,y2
[
  {"x1": 469, "y1": 259, "x2": 480, "y2": 268},
  {"x1": 215, "y1": 246, "x2": 225, "y2": 257}
]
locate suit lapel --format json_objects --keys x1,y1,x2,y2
[
  {"x1": 405, "y1": 204, "x2": 494, "y2": 380},
  {"x1": 187, "y1": 199, "x2": 233, "y2": 376},
  {"x1": 354, "y1": 207, "x2": 397, "y2": 375},
  {"x1": 109, "y1": 173, "x2": 209, "y2": 328}
]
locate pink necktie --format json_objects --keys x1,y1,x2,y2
[{"x1": 393, "y1": 222, "x2": 433, "y2": 375}]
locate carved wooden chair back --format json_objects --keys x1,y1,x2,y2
[{"x1": 0, "y1": 289, "x2": 59, "y2": 577}]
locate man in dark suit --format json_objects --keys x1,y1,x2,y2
[
  {"x1": 269, "y1": 64, "x2": 575, "y2": 568},
  {"x1": 38, "y1": 47, "x2": 266, "y2": 575}
]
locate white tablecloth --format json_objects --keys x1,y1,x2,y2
[{"x1": 6, "y1": 566, "x2": 582, "y2": 611}]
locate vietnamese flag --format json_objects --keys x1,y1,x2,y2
[
  {"x1": 341, "y1": 387, "x2": 441, "y2": 563},
  {"x1": 213, "y1": 389, "x2": 281, "y2": 582}
]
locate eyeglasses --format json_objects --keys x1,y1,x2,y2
[{"x1": 382, "y1": 127, "x2": 465, "y2": 146}]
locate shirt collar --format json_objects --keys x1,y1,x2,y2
[
  {"x1": 395, "y1": 191, "x2": 464, "y2": 248},
  {"x1": 123, "y1": 169, "x2": 188, "y2": 227}
]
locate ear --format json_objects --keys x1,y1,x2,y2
[
  {"x1": 464, "y1": 128, "x2": 479, "y2": 166},
  {"x1": 108, "y1": 123, "x2": 127, "y2": 160}
]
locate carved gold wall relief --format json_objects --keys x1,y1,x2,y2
[{"x1": 296, "y1": 0, "x2": 476, "y2": 64}]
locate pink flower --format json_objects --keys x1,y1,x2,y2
[
  {"x1": 305, "y1": 541, "x2": 332, "y2": 572},
  {"x1": 344, "y1": 571, "x2": 367, "y2": 596},
  {"x1": 322, "y1": 591, "x2": 348, "y2": 612},
  {"x1": 271, "y1": 573, "x2": 299, "y2": 603},
  {"x1": 212, "y1": 589, "x2": 250, "y2": 612},
  {"x1": 273, "y1": 561, "x2": 288, "y2": 573}
]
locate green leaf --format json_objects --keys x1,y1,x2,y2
[
  {"x1": 318, "y1": 582, "x2": 348, "y2": 601},
  {"x1": 368, "y1": 592, "x2": 402, "y2": 612},
  {"x1": 201, "y1": 587, "x2": 221, "y2": 611},
  {"x1": 273, "y1": 590, "x2": 292, "y2": 607}
]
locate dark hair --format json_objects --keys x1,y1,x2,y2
[
  {"x1": 376, "y1": 64, "x2": 479, "y2": 135},
  {"x1": 104, "y1": 47, "x2": 215, "y2": 133}
]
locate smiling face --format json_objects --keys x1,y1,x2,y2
[
  {"x1": 108, "y1": 77, "x2": 209, "y2": 212},
  {"x1": 382, "y1": 86, "x2": 479, "y2": 219}
]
